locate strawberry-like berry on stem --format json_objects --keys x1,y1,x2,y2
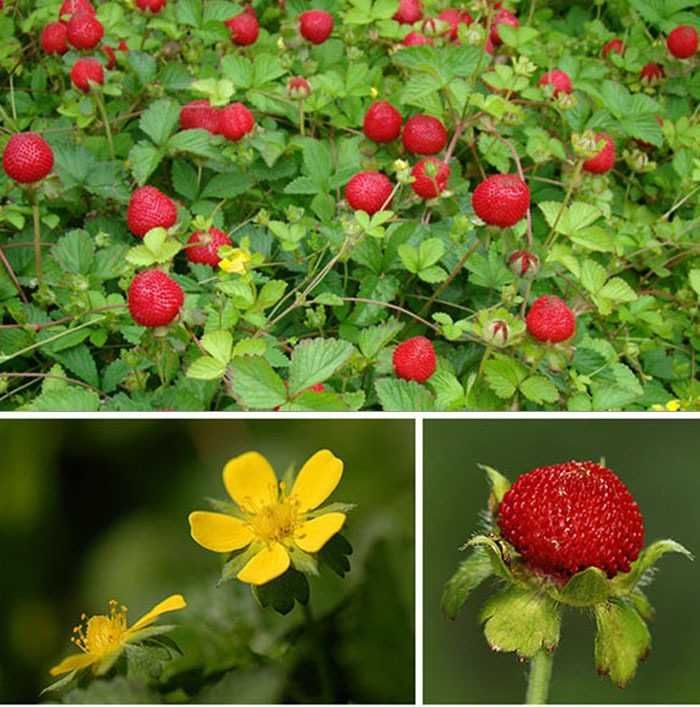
[
  {"x1": 437, "y1": 8, "x2": 472, "y2": 41},
  {"x1": 538, "y1": 69, "x2": 572, "y2": 96},
  {"x1": 525, "y1": 294, "x2": 575, "y2": 343},
  {"x1": 490, "y1": 8, "x2": 518, "y2": 45},
  {"x1": 70, "y1": 57, "x2": 104, "y2": 93},
  {"x1": 402, "y1": 31, "x2": 431, "y2": 46},
  {"x1": 363, "y1": 101, "x2": 402, "y2": 143},
  {"x1": 219, "y1": 103, "x2": 255, "y2": 141},
  {"x1": 128, "y1": 269, "x2": 184, "y2": 327},
  {"x1": 411, "y1": 158, "x2": 449, "y2": 199},
  {"x1": 667, "y1": 25, "x2": 698, "y2": 59},
  {"x1": 127, "y1": 186, "x2": 178, "y2": 237},
  {"x1": 226, "y1": 11, "x2": 259, "y2": 45},
  {"x1": 135, "y1": 0, "x2": 167, "y2": 13},
  {"x1": 471, "y1": 174, "x2": 529, "y2": 227},
  {"x1": 186, "y1": 228, "x2": 232, "y2": 266},
  {"x1": 345, "y1": 172, "x2": 393, "y2": 214},
  {"x1": 179, "y1": 100, "x2": 221, "y2": 133},
  {"x1": 299, "y1": 10, "x2": 334, "y2": 44},
  {"x1": 41, "y1": 22, "x2": 69, "y2": 54},
  {"x1": 602, "y1": 37, "x2": 624, "y2": 57},
  {"x1": 402, "y1": 114, "x2": 447, "y2": 155},
  {"x1": 66, "y1": 12, "x2": 103, "y2": 49},
  {"x1": 392, "y1": 336, "x2": 436, "y2": 382},
  {"x1": 2, "y1": 132, "x2": 54, "y2": 184},
  {"x1": 393, "y1": 0, "x2": 422, "y2": 25},
  {"x1": 582, "y1": 131, "x2": 615, "y2": 174}
]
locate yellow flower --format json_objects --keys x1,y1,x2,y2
[
  {"x1": 189, "y1": 450, "x2": 347, "y2": 586},
  {"x1": 665, "y1": 399, "x2": 681, "y2": 412},
  {"x1": 218, "y1": 248, "x2": 251, "y2": 274},
  {"x1": 49, "y1": 595, "x2": 186, "y2": 678}
]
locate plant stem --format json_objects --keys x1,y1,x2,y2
[
  {"x1": 526, "y1": 649, "x2": 553, "y2": 704},
  {"x1": 30, "y1": 191, "x2": 42, "y2": 285},
  {"x1": 93, "y1": 92, "x2": 115, "y2": 159},
  {"x1": 544, "y1": 160, "x2": 583, "y2": 248},
  {"x1": 302, "y1": 603, "x2": 333, "y2": 703},
  {"x1": 299, "y1": 99, "x2": 305, "y2": 137}
]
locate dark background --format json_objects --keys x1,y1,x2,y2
[
  {"x1": 0, "y1": 418, "x2": 415, "y2": 704},
  {"x1": 424, "y1": 419, "x2": 700, "y2": 704}
]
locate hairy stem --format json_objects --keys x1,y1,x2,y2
[
  {"x1": 93, "y1": 92, "x2": 115, "y2": 159},
  {"x1": 526, "y1": 649, "x2": 554, "y2": 704},
  {"x1": 30, "y1": 192, "x2": 42, "y2": 285}
]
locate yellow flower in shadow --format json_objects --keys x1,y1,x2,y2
[
  {"x1": 49, "y1": 595, "x2": 186, "y2": 678},
  {"x1": 189, "y1": 450, "x2": 347, "y2": 586},
  {"x1": 218, "y1": 247, "x2": 251, "y2": 274}
]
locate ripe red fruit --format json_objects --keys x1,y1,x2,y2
[
  {"x1": 538, "y1": 69, "x2": 572, "y2": 96},
  {"x1": 402, "y1": 31, "x2": 431, "y2": 46},
  {"x1": 186, "y1": 227, "x2": 232, "y2": 266},
  {"x1": 41, "y1": 22, "x2": 69, "y2": 54},
  {"x1": 135, "y1": 0, "x2": 167, "y2": 12},
  {"x1": 411, "y1": 157, "x2": 450, "y2": 199},
  {"x1": 66, "y1": 12, "x2": 104, "y2": 49},
  {"x1": 70, "y1": 58, "x2": 104, "y2": 93},
  {"x1": 438, "y1": 8, "x2": 472, "y2": 40},
  {"x1": 472, "y1": 174, "x2": 529, "y2": 227},
  {"x1": 127, "y1": 186, "x2": 178, "y2": 238},
  {"x1": 299, "y1": 10, "x2": 334, "y2": 44},
  {"x1": 498, "y1": 460, "x2": 644, "y2": 579},
  {"x1": 219, "y1": 103, "x2": 255, "y2": 141},
  {"x1": 225, "y1": 11, "x2": 259, "y2": 45},
  {"x1": 402, "y1": 114, "x2": 447, "y2": 155},
  {"x1": 345, "y1": 172, "x2": 393, "y2": 214},
  {"x1": 59, "y1": 0, "x2": 95, "y2": 19},
  {"x1": 602, "y1": 37, "x2": 624, "y2": 58},
  {"x1": 525, "y1": 294, "x2": 575, "y2": 343},
  {"x1": 180, "y1": 100, "x2": 221, "y2": 133},
  {"x1": 2, "y1": 132, "x2": 54, "y2": 184},
  {"x1": 667, "y1": 24, "x2": 698, "y2": 59},
  {"x1": 640, "y1": 62, "x2": 664, "y2": 83},
  {"x1": 363, "y1": 101, "x2": 403, "y2": 143},
  {"x1": 393, "y1": 0, "x2": 422, "y2": 24},
  {"x1": 392, "y1": 336, "x2": 436, "y2": 383},
  {"x1": 490, "y1": 8, "x2": 518, "y2": 46},
  {"x1": 128, "y1": 269, "x2": 184, "y2": 327},
  {"x1": 582, "y1": 132, "x2": 616, "y2": 174}
]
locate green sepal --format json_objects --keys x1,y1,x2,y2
[
  {"x1": 629, "y1": 588, "x2": 655, "y2": 622},
  {"x1": 594, "y1": 600, "x2": 651, "y2": 688},
  {"x1": 465, "y1": 534, "x2": 516, "y2": 581},
  {"x1": 478, "y1": 463, "x2": 511, "y2": 508},
  {"x1": 125, "y1": 624, "x2": 177, "y2": 644},
  {"x1": 252, "y1": 568, "x2": 309, "y2": 615},
  {"x1": 206, "y1": 497, "x2": 246, "y2": 519},
  {"x1": 480, "y1": 585, "x2": 561, "y2": 658},
  {"x1": 40, "y1": 669, "x2": 79, "y2": 696},
  {"x1": 441, "y1": 547, "x2": 493, "y2": 620},
  {"x1": 219, "y1": 543, "x2": 260, "y2": 585},
  {"x1": 612, "y1": 539, "x2": 693, "y2": 594},
  {"x1": 557, "y1": 566, "x2": 610, "y2": 607},
  {"x1": 318, "y1": 533, "x2": 353, "y2": 577},
  {"x1": 288, "y1": 544, "x2": 319, "y2": 576},
  {"x1": 305, "y1": 502, "x2": 357, "y2": 519}
]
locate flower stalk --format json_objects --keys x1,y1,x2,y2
[{"x1": 526, "y1": 649, "x2": 554, "y2": 704}]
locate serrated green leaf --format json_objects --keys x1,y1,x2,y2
[
  {"x1": 374, "y1": 378, "x2": 435, "y2": 411},
  {"x1": 520, "y1": 376, "x2": 559, "y2": 404},
  {"x1": 139, "y1": 98, "x2": 181, "y2": 146},
  {"x1": 230, "y1": 356, "x2": 287, "y2": 409},
  {"x1": 288, "y1": 338, "x2": 355, "y2": 395},
  {"x1": 201, "y1": 330, "x2": 233, "y2": 363},
  {"x1": 441, "y1": 548, "x2": 493, "y2": 620}
]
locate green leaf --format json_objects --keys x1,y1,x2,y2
[
  {"x1": 50, "y1": 344, "x2": 99, "y2": 387},
  {"x1": 127, "y1": 51, "x2": 157, "y2": 85},
  {"x1": 187, "y1": 356, "x2": 227, "y2": 380},
  {"x1": 288, "y1": 338, "x2": 355, "y2": 395},
  {"x1": 252, "y1": 53, "x2": 286, "y2": 87},
  {"x1": 558, "y1": 567, "x2": 611, "y2": 607},
  {"x1": 483, "y1": 355, "x2": 527, "y2": 399},
  {"x1": 202, "y1": 170, "x2": 254, "y2": 199},
  {"x1": 520, "y1": 376, "x2": 559, "y2": 404},
  {"x1": 229, "y1": 356, "x2": 287, "y2": 409},
  {"x1": 139, "y1": 98, "x2": 181, "y2": 146},
  {"x1": 374, "y1": 378, "x2": 435, "y2": 411},
  {"x1": 128, "y1": 141, "x2": 163, "y2": 186},
  {"x1": 201, "y1": 330, "x2": 233, "y2": 364},
  {"x1": 176, "y1": 0, "x2": 202, "y2": 27},
  {"x1": 465, "y1": 534, "x2": 515, "y2": 580},
  {"x1": 168, "y1": 129, "x2": 221, "y2": 160},
  {"x1": 318, "y1": 533, "x2": 353, "y2": 577},
  {"x1": 598, "y1": 277, "x2": 638, "y2": 303},
  {"x1": 441, "y1": 548, "x2": 493, "y2": 620},
  {"x1": 53, "y1": 230, "x2": 95, "y2": 275},
  {"x1": 63, "y1": 676, "x2": 159, "y2": 703},
  {"x1": 252, "y1": 569, "x2": 309, "y2": 615},
  {"x1": 594, "y1": 600, "x2": 651, "y2": 687}
]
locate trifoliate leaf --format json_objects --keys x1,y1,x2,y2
[
  {"x1": 229, "y1": 356, "x2": 287, "y2": 409},
  {"x1": 288, "y1": 338, "x2": 355, "y2": 395}
]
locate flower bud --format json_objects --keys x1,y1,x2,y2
[
  {"x1": 483, "y1": 319, "x2": 510, "y2": 347},
  {"x1": 287, "y1": 76, "x2": 311, "y2": 99},
  {"x1": 572, "y1": 130, "x2": 604, "y2": 159},
  {"x1": 508, "y1": 250, "x2": 540, "y2": 278}
]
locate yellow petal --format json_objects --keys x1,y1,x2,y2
[
  {"x1": 237, "y1": 542, "x2": 290, "y2": 585},
  {"x1": 189, "y1": 511, "x2": 254, "y2": 553},
  {"x1": 290, "y1": 449, "x2": 343, "y2": 512},
  {"x1": 223, "y1": 451, "x2": 279, "y2": 512},
  {"x1": 128, "y1": 594, "x2": 187, "y2": 633},
  {"x1": 49, "y1": 652, "x2": 97, "y2": 676},
  {"x1": 294, "y1": 512, "x2": 346, "y2": 553}
]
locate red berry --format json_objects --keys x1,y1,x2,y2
[
  {"x1": 70, "y1": 57, "x2": 104, "y2": 93},
  {"x1": 602, "y1": 38, "x2": 624, "y2": 58},
  {"x1": 41, "y1": 22, "x2": 69, "y2": 54},
  {"x1": 127, "y1": 186, "x2": 178, "y2": 238},
  {"x1": 363, "y1": 101, "x2": 402, "y2": 143},
  {"x1": 402, "y1": 114, "x2": 447, "y2": 155},
  {"x1": 582, "y1": 132, "x2": 615, "y2": 174},
  {"x1": 411, "y1": 157, "x2": 450, "y2": 199},
  {"x1": 498, "y1": 460, "x2": 644, "y2": 579},
  {"x1": 287, "y1": 76, "x2": 312, "y2": 99},
  {"x1": 392, "y1": 336, "x2": 436, "y2": 383},
  {"x1": 472, "y1": 174, "x2": 529, "y2": 227},
  {"x1": 186, "y1": 227, "x2": 232, "y2": 266},
  {"x1": 490, "y1": 8, "x2": 518, "y2": 46},
  {"x1": 59, "y1": 0, "x2": 95, "y2": 19},
  {"x1": 118, "y1": 40, "x2": 129, "y2": 51},
  {"x1": 538, "y1": 69, "x2": 572, "y2": 96},
  {"x1": 309, "y1": 383, "x2": 325, "y2": 393},
  {"x1": 101, "y1": 44, "x2": 117, "y2": 69},
  {"x1": 66, "y1": 12, "x2": 104, "y2": 49},
  {"x1": 345, "y1": 172, "x2": 393, "y2": 214},
  {"x1": 640, "y1": 62, "x2": 664, "y2": 83},
  {"x1": 225, "y1": 12, "x2": 259, "y2": 45},
  {"x1": 299, "y1": 10, "x2": 334, "y2": 44},
  {"x1": 180, "y1": 100, "x2": 221, "y2": 133},
  {"x1": 667, "y1": 24, "x2": 698, "y2": 59},
  {"x1": 402, "y1": 31, "x2": 431, "y2": 46},
  {"x1": 128, "y1": 269, "x2": 184, "y2": 327},
  {"x1": 136, "y1": 0, "x2": 167, "y2": 12},
  {"x1": 438, "y1": 8, "x2": 472, "y2": 40},
  {"x1": 2, "y1": 132, "x2": 54, "y2": 184},
  {"x1": 525, "y1": 294, "x2": 575, "y2": 343},
  {"x1": 219, "y1": 103, "x2": 255, "y2": 141},
  {"x1": 394, "y1": 0, "x2": 422, "y2": 24}
]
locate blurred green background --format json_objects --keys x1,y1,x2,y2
[
  {"x1": 424, "y1": 419, "x2": 700, "y2": 704},
  {"x1": 0, "y1": 418, "x2": 415, "y2": 704}
]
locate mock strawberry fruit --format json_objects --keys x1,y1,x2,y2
[
  {"x1": 363, "y1": 101, "x2": 402, "y2": 143},
  {"x1": 667, "y1": 24, "x2": 698, "y2": 58},
  {"x1": 180, "y1": 100, "x2": 221, "y2": 133},
  {"x1": 490, "y1": 8, "x2": 518, "y2": 45},
  {"x1": 393, "y1": 0, "x2": 422, "y2": 25},
  {"x1": 70, "y1": 57, "x2": 104, "y2": 93},
  {"x1": 498, "y1": 460, "x2": 644, "y2": 578},
  {"x1": 345, "y1": 171, "x2": 393, "y2": 214},
  {"x1": 411, "y1": 157, "x2": 449, "y2": 199},
  {"x1": 225, "y1": 11, "x2": 259, "y2": 45},
  {"x1": 582, "y1": 132, "x2": 615, "y2": 174},
  {"x1": 127, "y1": 186, "x2": 178, "y2": 238},
  {"x1": 402, "y1": 31, "x2": 431, "y2": 46},
  {"x1": 59, "y1": 0, "x2": 95, "y2": 18},
  {"x1": 128, "y1": 269, "x2": 184, "y2": 327},
  {"x1": 392, "y1": 336, "x2": 436, "y2": 383},
  {"x1": 101, "y1": 44, "x2": 117, "y2": 69},
  {"x1": 525, "y1": 294, "x2": 575, "y2": 343},
  {"x1": 287, "y1": 76, "x2": 312, "y2": 99},
  {"x1": 66, "y1": 12, "x2": 104, "y2": 49},
  {"x1": 299, "y1": 10, "x2": 334, "y2": 44},
  {"x1": 219, "y1": 103, "x2": 255, "y2": 141},
  {"x1": 640, "y1": 62, "x2": 664, "y2": 83},
  {"x1": 136, "y1": 0, "x2": 167, "y2": 12},
  {"x1": 538, "y1": 69, "x2": 572, "y2": 96},
  {"x1": 438, "y1": 8, "x2": 472, "y2": 40},
  {"x1": 41, "y1": 22, "x2": 69, "y2": 54},
  {"x1": 2, "y1": 132, "x2": 54, "y2": 184},
  {"x1": 602, "y1": 37, "x2": 624, "y2": 57},
  {"x1": 472, "y1": 174, "x2": 529, "y2": 227},
  {"x1": 402, "y1": 114, "x2": 447, "y2": 155},
  {"x1": 186, "y1": 227, "x2": 232, "y2": 266}
]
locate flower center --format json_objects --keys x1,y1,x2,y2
[
  {"x1": 248, "y1": 498, "x2": 300, "y2": 544},
  {"x1": 72, "y1": 600, "x2": 128, "y2": 657}
]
